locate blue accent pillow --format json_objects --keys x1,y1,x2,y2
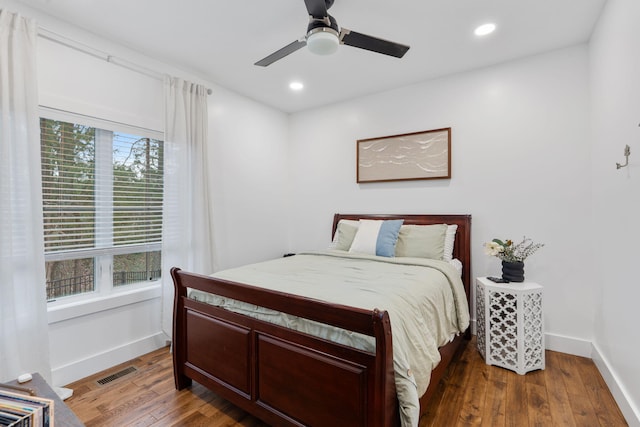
[
  {"x1": 375, "y1": 219, "x2": 404, "y2": 257},
  {"x1": 349, "y1": 219, "x2": 405, "y2": 257}
]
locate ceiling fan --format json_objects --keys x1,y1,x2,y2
[{"x1": 254, "y1": 0, "x2": 410, "y2": 67}]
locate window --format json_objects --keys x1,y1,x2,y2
[{"x1": 40, "y1": 112, "x2": 163, "y2": 301}]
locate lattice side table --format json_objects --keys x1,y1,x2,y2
[{"x1": 476, "y1": 277, "x2": 545, "y2": 375}]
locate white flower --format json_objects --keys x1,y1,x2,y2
[
  {"x1": 484, "y1": 241, "x2": 504, "y2": 257},
  {"x1": 484, "y1": 237, "x2": 544, "y2": 262}
]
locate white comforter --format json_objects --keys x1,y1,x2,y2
[{"x1": 189, "y1": 250, "x2": 469, "y2": 427}]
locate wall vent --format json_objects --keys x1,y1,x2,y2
[{"x1": 96, "y1": 366, "x2": 137, "y2": 386}]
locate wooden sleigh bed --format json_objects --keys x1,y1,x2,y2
[{"x1": 171, "y1": 213, "x2": 472, "y2": 426}]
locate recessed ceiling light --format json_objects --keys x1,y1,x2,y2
[
  {"x1": 289, "y1": 81, "x2": 304, "y2": 91},
  {"x1": 474, "y1": 23, "x2": 496, "y2": 37}
]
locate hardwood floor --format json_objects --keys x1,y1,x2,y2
[{"x1": 65, "y1": 338, "x2": 628, "y2": 426}]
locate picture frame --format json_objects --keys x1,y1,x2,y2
[{"x1": 356, "y1": 127, "x2": 451, "y2": 183}]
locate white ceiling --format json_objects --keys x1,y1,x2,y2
[{"x1": 17, "y1": 0, "x2": 606, "y2": 113}]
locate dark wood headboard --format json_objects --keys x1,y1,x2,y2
[{"x1": 332, "y1": 213, "x2": 472, "y2": 303}]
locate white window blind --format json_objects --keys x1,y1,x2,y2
[
  {"x1": 41, "y1": 117, "x2": 163, "y2": 258},
  {"x1": 112, "y1": 132, "x2": 163, "y2": 246},
  {"x1": 40, "y1": 110, "x2": 163, "y2": 299}
]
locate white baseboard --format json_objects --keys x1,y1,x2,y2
[
  {"x1": 545, "y1": 332, "x2": 592, "y2": 357},
  {"x1": 591, "y1": 343, "x2": 640, "y2": 427},
  {"x1": 51, "y1": 332, "x2": 168, "y2": 387}
]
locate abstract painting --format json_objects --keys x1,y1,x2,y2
[{"x1": 357, "y1": 128, "x2": 451, "y2": 183}]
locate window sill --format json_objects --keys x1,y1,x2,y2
[{"x1": 47, "y1": 282, "x2": 162, "y2": 325}]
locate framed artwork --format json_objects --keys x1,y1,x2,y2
[{"x1": 356, "y1": 127, "x2": 451, "y2": 183}]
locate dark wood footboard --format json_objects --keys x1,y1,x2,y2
[{"x1": 172, "y1": 267, "x2": 399, "y2": 427}]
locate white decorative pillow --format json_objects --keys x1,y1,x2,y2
[
  {"x1": 443, "y1": 224, "x2": 458, "y2": 262},
  {"x1": 349, "y1": 219, "x2": 404, "y2": 257}
]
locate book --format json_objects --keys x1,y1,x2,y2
[{"x1": 0, "y1": 390, "x2": 54, "y2": 427}]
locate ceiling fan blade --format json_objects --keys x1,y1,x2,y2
[
  {"x1": 340, "y1": 28, "x2": 410, "y2": 58},
  {"x1": 304, "y1": 0, "x2": 329, "y2": 18},
  {"x1": 254, "y1": 39, "x2": 307, "y2": 67}
]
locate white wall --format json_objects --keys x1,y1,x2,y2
[
  {"x1": 209, "y1": 86, "x2": 290, "y2": 271},
  {"x1": 3, "y1": 0, "x2": 290, "y2": 386},
  {"x1": 288, "y1": 46, "x2": 595, "y2": 351},
  {"x1": 590, "y1": 0, "x2": 640, "y2": 424}
]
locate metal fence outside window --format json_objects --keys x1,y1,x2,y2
[{"x1": 46, "y1": 270, "x2": 161, "y2": 300}]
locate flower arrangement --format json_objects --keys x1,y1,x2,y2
[{"x1": 484, "y1": 237, "x2": 544, "y2": 263}]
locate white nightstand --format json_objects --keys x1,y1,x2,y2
[{"x1": 476, "y1": 277, "x2": 545, "y2": 375}]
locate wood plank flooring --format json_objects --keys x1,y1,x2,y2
[{"x1": 64, "y1": 338, "x2": 628, "y2": 426}]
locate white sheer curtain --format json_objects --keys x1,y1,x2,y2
[
  {"x1": 161, "y1": 77, "x2": 215, "y2": 337},
  {"x1": 0, "y1": 10, "x2": 52, "y2": 383}
]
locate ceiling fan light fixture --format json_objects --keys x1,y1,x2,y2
[
  {"x1": 306, "y1": 28, "x2": 339, "y2": 55},
  {"x1": 253, "y1": 0, "x2": 409, "y2": 66}
]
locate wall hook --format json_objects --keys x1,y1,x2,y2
[{"x1": 616, "y1": 145, "x2": 631, "y2": 169}]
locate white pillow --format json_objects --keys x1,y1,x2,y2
[
  {"x1": 443, "y1": 224, "x2": 458, "y2": 262},
  {"x1": 349, "y1": 219, "x2": 404, "y2": 257}
]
